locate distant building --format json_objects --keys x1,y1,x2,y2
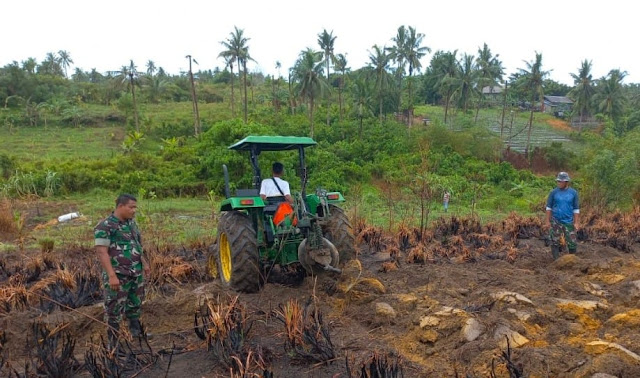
[
  {"x1": 482, "y1": 85, "x2": 503, "y2": 96},
  {"x1": 543, "y1": 95, "x2": 573, "y2": 117},
  {"x1": 481, "y1": 86, "x2": 504, "y2": 105}
]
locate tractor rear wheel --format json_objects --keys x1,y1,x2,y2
[
  {"x1": 214, "y1": 211, "x2": 261, "y2": 293},
  {"x1": 323, "y1": 205, "x2": 356, "y2": 262}
]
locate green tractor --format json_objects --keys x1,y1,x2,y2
[{"x1": 208, "y1": 136, "x2": 356, "y2": 293}]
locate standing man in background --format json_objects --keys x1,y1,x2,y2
[
  {"x1": 443, "y1": 190, "x2": 450, "y2": 213},
  {"x1": 546, "y1": 172, "x2": 580, "y2": 259},
  {"x1": 95, "y1": 194, "x2": 150, "y2": 345}
]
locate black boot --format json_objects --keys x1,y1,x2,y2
[
  {"x1": 107, "y1": 322, "x2": 120, "y2": 347},
  {"x1": 128, "y1": 318, "x2": 142, "y2": 338},
  {"x1": 551, "y1": 245, "x2": 560, "y2": 260}
]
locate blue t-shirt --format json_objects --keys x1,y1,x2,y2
[{"x1": 546, "y1": 187, "x2": 579, "y2": 224}]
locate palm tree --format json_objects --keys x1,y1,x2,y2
[
  {"x1": 518, "y1": 52, "x2": 548, "y2": 157},
  {"x1": 475, "y1": 43, "x2": 504, "y2": 122},
  {"x1": 220, "y1": 26, "x2": 251, "y2": 121},
  {"x1": 568, "y1": 59, "x2": 595, "y2": 128},
  {"x1": 186, "y1": 55, "x2": 201, "y2": 136},
  {"x1": 240, "y1": 46, "x2": 255, "y2": 124},
  {"x1": 112, "y1": 60, "x2": 142, "y2": 131},
  {"x1": 219, "y1": 52, "x2": 236, "y2": 116},
  {"x1": 21, "y1": 58, "x2": 37, "y2": 74},
  {"x1": 457, "y1": 53, "x2": 477, "y2": 113},
  {"x1": 318, "y1": 29, "x2": 337, "y2": 126},
  {"x1": 388, "y1": 26, "x2": 408, "y2": 113},
  {"x1": 351, "y1": 74, "x2": 373, "y2": 139},
  {"x1": 146, "y1": 60, "x2": 157, "y2": 77},
  {"x1": 367, "y1": 45, "x2": 393, "y2": 124},
  {"x1": 39, "y1": 52, "x2": 62, "y2": 76},
  {"x1": 292, "y1": 48, "x2": 327, "y2": 137},
  {"x1": 334, "y1": 53, "x2": 349, "y2": 121},
  {"x1": 593, "y1": 69, "x2": 627, "y2": 126},
  {"x1": 58, "y1": 50, "x2": 73, "y2": 78},
  {"x1": 403, "y1": 26, "x2": 430, "y2": 127},
  {"x1": 431, "y1": 50, "x2": 459, "y2": 124}
]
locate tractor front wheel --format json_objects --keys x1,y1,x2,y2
[
  {"x1": 214, "y1": 211, "x2": 261, "y2": 293},
  {"x1": 323, "y1": 205, "x2": 356, "y2": 262}
]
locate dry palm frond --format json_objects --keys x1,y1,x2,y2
[
  {"x1": 380, "y1": 261, "x2": 398, "y2": 272},
  {"x1": 506, "y1": 245, "x2": 518, "y2": 263}
]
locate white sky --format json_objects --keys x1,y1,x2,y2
[{"x1": 2, "y1": 0, "x2": 637, "y2": 86}]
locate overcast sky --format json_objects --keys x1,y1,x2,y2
[{"x1": 3, "y1": 0, "x2": 637, "y2": 86}]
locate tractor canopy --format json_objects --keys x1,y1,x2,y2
[
  {"x1": 228, "y1": 136, "x2": 317, "y2": 193},
  {"x1": 228, "y1": 135, "x2": 317, "y2": 152}
]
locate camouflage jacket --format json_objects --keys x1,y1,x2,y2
[{"x1": 94, "y1": 213, "x2": 144, "y2": 277}]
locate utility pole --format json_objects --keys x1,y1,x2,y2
[{"x1": 186, "y1": 55, "x2": 201, "y2": 136}]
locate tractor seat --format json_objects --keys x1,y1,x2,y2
[
  {"x1": 265, "y1": 196, "x2": 286, "y2": 205},
  {"x1": 263, "y1": 196, "x2": 286, "y2": 215},
  {"x1": 236, "y1": 189, "x2": 259, "y2": 197}
]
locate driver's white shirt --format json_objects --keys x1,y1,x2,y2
[{"x1": 260, "y1": 177, "x2": 291, "y2": 197}]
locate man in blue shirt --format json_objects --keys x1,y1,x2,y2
[{"x1": 546, "y1": 172, "x2": 580, "y2": 259}]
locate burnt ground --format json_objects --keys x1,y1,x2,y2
[{"x1": 2, "y1": 210, "x2": 640, "y2": 377}]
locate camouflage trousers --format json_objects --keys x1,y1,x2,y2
[
  {"x1": 103, "y1": 272, "x2": 144, "y2": 324},
  {"x1": 549, "y1": 218, "x2": 577, "y2": 252}
]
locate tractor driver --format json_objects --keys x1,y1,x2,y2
[{"x1": 260, "y1": 162, "x2": 294, "y2": 204}]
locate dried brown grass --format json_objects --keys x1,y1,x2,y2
[{"x1": 0, "y1": 199, "x2": 16, "y2": 236}]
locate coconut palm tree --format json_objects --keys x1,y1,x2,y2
[
  {"x1": 593, "y1": 69, "x2": 627, "y2": 126},
  {"x1": 318, "y1": 29, "x2": 336, "y2": 126},
  {"x1": 475, "y1": 43, "x2": 504, "y2": 122},
  {"x1": 239, "y1": 45, "x2": 255, "y2": 124},
  {"x1": 568, "y1": 60, "x2": 595, "y2": 127},
  {"x1": 518, "y1": 52, "x2": 548, "y2": 157},
  {"x1": 457, "y1": 53, "x2": 477, "y2": 113},
  {"x1": 146, "y1": 60, "x2": 157, "y2": 77},
  {"x1": 403, "y1": 26, "x2": 430, "y2": 127},
  {"x1": 220, "y1": 26, "x2": 251, "y2": 121},
  {"x1": 351, "y1": 74, "x2": 373, "y2": 139},
  {"x1": 21, "y1": 58, "x2": 37, "y2": 74},
  {"x1": 388, "y1": 26, "x2": 408, "y2": 113},
  {"x1": 39, "y1": 52, "x2": 63, "y2": 76},
  {"x1": 58, "y1": 50, "x2": 73, "y2": 78},
  {"x1": 334, "y1": 53, "x2": 349, "y2": 121},
  {"x1": 367, "y1": 45, "x2": 392, "y2": 124},
  {"x1": 219, "y1": 52, "x2": 236, "y2": 116},
  {"x1": 431, "y1": 50, "x2": 459, "y2": 124},
  {"x1": 110, "y1": 60, "x2": 142, "y2": 131},
  {"x1": 292, "y1": 48, "x2": 327, "y2": 137}
]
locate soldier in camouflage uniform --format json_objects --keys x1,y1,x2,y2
[
  {"x1": 546, "y1": 172, "x2": 580, "y2": 259},
  {"x1": 94, "y1": 194, "x2": 150, "y2": 345}
]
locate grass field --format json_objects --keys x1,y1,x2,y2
[{"x1": 0, "y1": 125, "x2": 124, "y2": 161}]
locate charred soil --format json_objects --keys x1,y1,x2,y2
[{"x1": 1, "y1": 208, "x2": 640, "y2": 377}]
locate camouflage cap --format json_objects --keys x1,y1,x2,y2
[{"x1": 556, "y1": 172, "x2": 570, "y2": 182}]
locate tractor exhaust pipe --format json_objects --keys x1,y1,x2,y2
[{"x1": 223, "y1": 164, "x2": 230, "y2": 199}]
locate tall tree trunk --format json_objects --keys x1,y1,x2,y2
[
  {"x1": 444, "y1": 89, "x2": 451, "y2": 125},
  {"x1": 525, "y1": 108, "x2": 535, "y2": 158},
  {"x1": 187, "y1": 56, "x2": 201, "y2": 136},
  {"x1": 326, "y1": 61, "x2": 331, "y2": 126},
  {"x1": 130, "y1": 74, "x2": 139, "y2": 132},
  {"x1": 309, "y1": 96, "x2": 315, "y2": 138},
  {"x1": 230, "y1": 64, "x2": 235, "y2": 117},
  {"x1": 379, "y1": 93, "x2": 383, "y2": 124},
  {"x1": 408, "y1": 76, "x2": 413, "y2": 128},
  {"x1": 338, "y1": 75, "x2": 344, "y2": 121},
  {"x1": 242, "y1": 60, "x2": 248, "y2": 124},
  {"x1": 499, "y1": 81, "x2": 508, "y2": 137}
]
